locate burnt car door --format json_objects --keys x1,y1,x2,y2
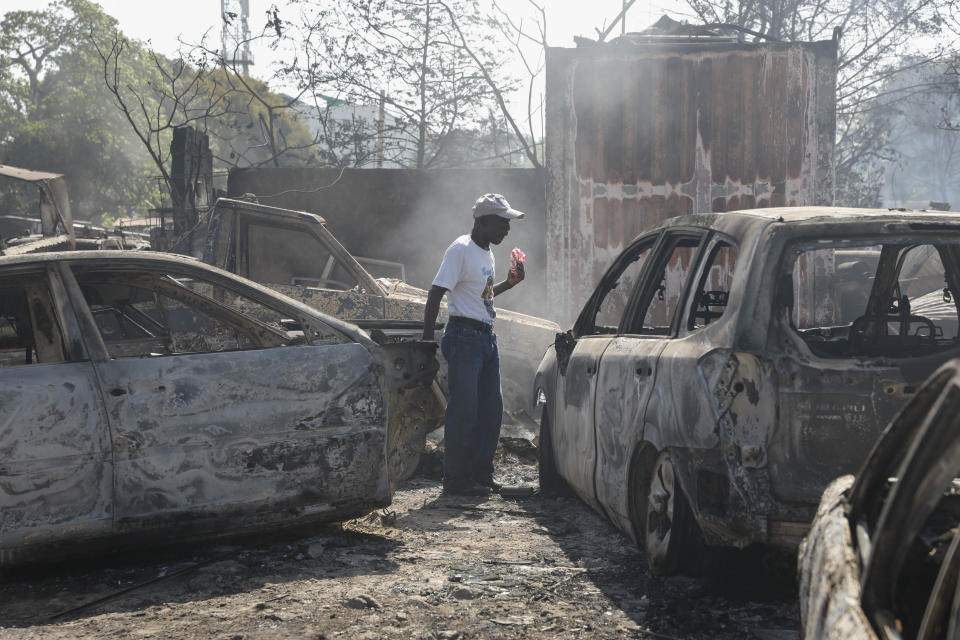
[
  {"x1": 592, "y1": 231, "x2": 707, "y2": 531},
  {"x1": 0, "y1": 264, "x2": 113, "y2": 560},
  {"x1": 62, "y1": 261, "x2": 390, "y2": 537},
  {"x1": 554, "y1": 234, "x2": 659, "y2": 507}
]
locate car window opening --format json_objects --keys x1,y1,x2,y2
[
  {"x1": 0, "y1": 279, "x2": 66, "y2": 367},
  {"x1": 688, "y1": 241, "x2": 738, "y2": 331},
  {"x1": 786, "y1": 241, "x2": 960, "y2": 358},
  {"x1": 244, "y1": 222, "x2": 360, "y2": 292},
  {"x1": 629, "y1": 237, "x2": 701, "y2": 336},
  {"x1": 73, "y1": 270, "x2": 313, "y2": 358},
  {"x1": 586, "y1": 245, "x2": 653, "y2": 335}
]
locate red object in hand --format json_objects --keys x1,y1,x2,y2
[{"x1": 509, "y1": 247, "x2": 526, "y2": 278}]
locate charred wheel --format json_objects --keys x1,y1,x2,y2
[
  {"x1": 644, "y1": 450, "x2": 699, "y2": 575},
  {"x1": 537, "y1": 406, "x2": 570, "y2": 495}
]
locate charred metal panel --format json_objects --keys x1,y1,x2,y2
[
  {"x1": 772, "y1": 359, "x2": 913, "y2": 506},
  {"x1": 797, "y1": 476, "x2": 875, "y2": 640},
  {"x1": 94, "y1": 343, "x2": 391, "y2": 530},
  {"x1": 545, "y1": 40, "x2": 838, "y2": 324},
  {"x1": 0, "y1": 363, "x2": 113, "y2": 554},
  {"x1": 592, "y1": 336, "x2": 666, "y2": 532},
  {"x1": 554, "y1": 336, "x2": 612, "y2": 510},
  {"x1": 271, "y1": 284, "x2": 387, "y2": 322},
  {"x1": 376, "y1": 341, "x2": 443, "y2": 485}
]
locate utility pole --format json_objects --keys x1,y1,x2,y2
[
  {"x1": 377, "y1": 91, "x2": 386, "y2": 168},
  {"x1": 221, "y1": 0, "x2": 254, "y2": 76}
]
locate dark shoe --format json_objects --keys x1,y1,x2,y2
[
  {"x1": 475, "y1": 476, "x2": 502, "y2": 491},
  {"x1": 443, "y1": 481, "x2": 493, "y2": 496}
]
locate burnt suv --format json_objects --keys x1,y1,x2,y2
[{"x1": 535, "y1": 207, "x2": 960, "y2": 574}]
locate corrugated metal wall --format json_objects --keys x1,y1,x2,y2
[{"x1": 545, "y1": 39, "x2": 838, "y2": 325}]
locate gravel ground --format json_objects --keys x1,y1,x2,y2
[{"x1": 0, "y1": 448, "x2": 800, "y2": 640}]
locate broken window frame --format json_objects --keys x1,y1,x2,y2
[
  {"x1": 778, "y1": 236, "x2": 960, "y2": 360},
  {"x1": 682, "y1": 233, "x2": 739, "y2": 333},
  {"x1": 75, "y1": 274, "x2": 286, "y2": 357},
  {"x1": 0, "y1": 266, "x2": 71, "y2": 367},
  {"x1": 621, "y1": 230, "x2": 708, "y2": 337},
  {"x1": 215, "y1": 202, "x2": 383, "y2": 296},
  {"x1": 572, "y1": 233, "x2": 660, "y2": 338},
  {"x1": 59, "y1": 259, "x2": 351, "y2": 361}
]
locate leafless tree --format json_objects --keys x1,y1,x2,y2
[
  {"x1": 93, "y1": 34, "x2": 233, "y2": 194},
  {"x1": 491, "y1": 0, "x2": 547, "y2": 165},
  {"x1": 93, "y1": 28, "x2": 320, "y2": 201},
  {"x1": 270, "y1": 0, "x2": 524, "y2": 169}
]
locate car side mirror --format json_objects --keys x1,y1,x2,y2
[{"x1": 555, "y1": 330, "x2": 576, "y2": 376}]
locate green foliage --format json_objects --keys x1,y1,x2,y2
[
  {"x1": 0, "y1": 0, "x2": 163, "y2": 224},
  {"x1": 196, "y1": 67, "x2": 318, "y2": 168},
  {"x1": 0, "y1": 0, "x2": 318, "y2": 225}
]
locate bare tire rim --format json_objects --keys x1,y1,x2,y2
[{"x1": 646, "y1": 454, "x2": 676, "y2": 563}]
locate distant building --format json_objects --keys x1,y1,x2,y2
[{"x1": 292, "y1": 95, "x2": 417, "y2": 168}]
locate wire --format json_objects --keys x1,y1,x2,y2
[{"x1": 251, "y1": 165, "x2": 348, "y2": 199}]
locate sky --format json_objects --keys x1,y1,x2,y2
[
  {"x1": 0, "y1": 1, "x2": 690, "y2": 66},
  {"x1": 1, "y1": 1, "x2": 689, "y2": 53},
  {"x1": 0, "y1": 0, "x2": 690, "y2": 134}
]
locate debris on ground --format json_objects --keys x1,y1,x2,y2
[{"x1": 0, "y1": 454, "x2": 799, "y2": 639}]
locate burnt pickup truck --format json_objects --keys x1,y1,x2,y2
[
  {"x1": 536, "y1": 207, "x2": 960, "y2": 574},
  {"x1": 172, "y1": 197, "x2": 560, "y2": 422}
]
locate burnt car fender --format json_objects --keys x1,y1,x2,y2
[{"x1": 690, "y1": 349, "x2": 779, "y2": 546}]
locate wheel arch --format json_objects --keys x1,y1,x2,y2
[{"x1": 626, "y1": 440, "x2": 660, "y2": 545}]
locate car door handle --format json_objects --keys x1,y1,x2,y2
[
  {"x1": 109, "y1": 387, "x2": 127, "y2": 396},
  {"x1": 586, "y1": 366, "x2": 596, "y2": 375},
  {"x1": 635, "y1": 364, "x2": 652, "y2": 377}
]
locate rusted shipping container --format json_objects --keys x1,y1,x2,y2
[{"x1": 545, "y1": 35, "x2": 838, "y2": 324}]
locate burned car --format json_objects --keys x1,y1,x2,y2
[
  {"x1": 0, "y1": 164, "x2": 75, "y2": 255},
  {"x1": 535, "y1": 207, "x2": 960, "y2": 575},
  {"x1": 799, "y1": 359, "x2": 960, "y2": 640},
  {"x1": 0, "y1": 251, "x2": 438, "y2": 566},
  {"x1": 172, "y1": 197, "x2": 560, "y2": 420}
]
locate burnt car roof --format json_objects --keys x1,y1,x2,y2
[
  {"x1": 645, "y1": 206, "x2": 960, "y2": 236},
  {"x1": 213, "y1": 197, "x2": 328, "y2": 225},
  {"x1": 0, "y1": 250, "x2": 373, "y2": 346}
]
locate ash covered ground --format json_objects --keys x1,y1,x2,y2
[{"x1": 0, "y1": 445, "x2": 799, "y2": 640}]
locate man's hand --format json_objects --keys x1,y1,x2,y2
[
  {"x1": 494, "y1": 262, "x2": 524, "y2": 296},
  {"x1": 506, "y1": 261, "x2": 525, "y2": 287}
]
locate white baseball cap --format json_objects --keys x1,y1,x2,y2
[{"x1": 472, "y1": 193, "x2": 525, "y2": 220}]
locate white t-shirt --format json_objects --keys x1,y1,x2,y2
[{"x1": 432, "y1": 235, "x2": 496, "y2": 324}]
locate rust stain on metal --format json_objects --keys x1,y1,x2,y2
[{"x1": 545, "y1": 40, "x2": 838, "y2": 324}]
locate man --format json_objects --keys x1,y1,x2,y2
[{"x1": 422, "y1": 193, "x2": 526, "y2": 496}]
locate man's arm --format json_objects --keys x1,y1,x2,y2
[
  {"x1": 422, "y1": 285, "x2": 447, "y2": 340},
  {"x1": 493, "y1": 262, "x2": 524, "y2": 296}
]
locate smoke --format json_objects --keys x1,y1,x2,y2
[
  {"x1": 230, "y1": 167, "x2": 558, "y2": 323},
  {"x1": 373, "y1": 177, "x2": 553, "y2": 323}
]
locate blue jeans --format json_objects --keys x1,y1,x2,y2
[{"x1": 440, "y1": 320, "x2": 502, "y2": 486}]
